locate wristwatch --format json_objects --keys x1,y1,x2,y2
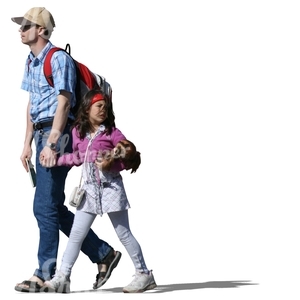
[{"x1": 46, "y1": 142, "x2": 57, "y2": 151}]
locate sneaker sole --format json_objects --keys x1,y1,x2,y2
[
  {"x1": 123, "y1": 282, "x2": 157, "y2": 293},
  {"x1": 42, "y1": 281, "x2": 71, "y2": 294}
]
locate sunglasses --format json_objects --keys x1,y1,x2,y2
[{"x1": 20, "y1": 24, "x2": 37, "y2": 32}]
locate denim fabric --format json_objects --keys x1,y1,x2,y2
[{"x1": 32, "y1": 123, "x2": 112, "y2": 281}]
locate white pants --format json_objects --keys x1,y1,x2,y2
[{"x1": 59, "y1": 209, "x2": 149, "y2": 276}]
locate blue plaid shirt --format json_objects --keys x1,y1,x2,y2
[{"x1": 21, "y1": 41, "x2": 77, "y2": 123}]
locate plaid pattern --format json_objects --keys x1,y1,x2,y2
[
  {"x1": 78, "y1": 164, "x2": 130, "y2": 216},
  {"x1": 21, "y1": 41, "x2": 77, "y2": 123},
  {"x1": 75, "y1": 126, "x2": 130, "y2": 216},
  {"x1": 100, "y1": 171, "x2": 130, "y2": 215}
]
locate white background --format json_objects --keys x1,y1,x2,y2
[{"x1": 1, "y1": 0, "x2": 300, "y2": 299}]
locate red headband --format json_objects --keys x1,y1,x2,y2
[{"x1": 90, "y1": 93, "x2": 105, "y2": 106}]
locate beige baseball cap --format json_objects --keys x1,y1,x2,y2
[{"x1": 11, "y1": 7, "x2": 55, "y2": 31}]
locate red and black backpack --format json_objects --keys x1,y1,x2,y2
[{"x1": 43, "y1": 43, "x2": 112, "y2": 117}]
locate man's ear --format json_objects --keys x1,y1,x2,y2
[{"x1": 39, "y1": 27, "x2": 51, "y2": 40}]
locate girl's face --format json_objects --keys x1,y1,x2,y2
[{"x1": 88, "y1": 100, "x2": 107, "y2": 126}]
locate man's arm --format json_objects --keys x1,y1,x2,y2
[
  {"x1": 20, "y1": 99, "x2": 34, "y2": 171},
  {"x1": 40, "y1": 90, "x2": 71, "y2": 168},
  {"x1": 47, "y1": 90, "x2": 71, "y2": 145}
]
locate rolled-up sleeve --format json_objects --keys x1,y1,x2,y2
[{"x1": 51, "y1": 51, "x2": 77, "y2": 108}]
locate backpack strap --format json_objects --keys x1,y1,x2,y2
[
  {"x1": 44, "y1": 47, "x2": 64, "y2": 87},
  {"x1": 43, "y1": 44, "x2": 71, "y2": 87}
]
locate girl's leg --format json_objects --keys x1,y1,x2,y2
[
  {"x1": 60, "y1": 211, "x2": 97, "y2": 276},
  {"x1": 108, "y1": 210, "x2": 148, "y2": 273}
]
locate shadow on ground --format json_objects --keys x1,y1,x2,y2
[{"x1": 72, "y1": 280, "x2": 258, "y2": 294}]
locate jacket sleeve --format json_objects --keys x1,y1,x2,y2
[
  {"x1": 56, "y1": 152, "x2": 82, "y2": 166},
  {"x1": 56, "y1": 128, "x2": 82, "y2": 167}
]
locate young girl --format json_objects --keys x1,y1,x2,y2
[{"x1": 43, "y1": 89, "x2": 156, "y2": 293}]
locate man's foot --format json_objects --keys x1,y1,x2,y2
[
  {"x1": 43, "y1": 271, "x2": 71, "y2": 293},
  {"x1": 93, "y1": 250, "x2": 122, "y2": 289},
  {"x1": 123, "y1": 270, "x2": 157, "y2": 293},
  {"x1": 15, "y1": 275, "x2": 44, "y2": 293}
]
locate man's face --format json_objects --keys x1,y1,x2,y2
[{"x1": 19, "y1": 23, "x2": 40, "y2": 45}]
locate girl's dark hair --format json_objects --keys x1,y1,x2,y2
[{"x1": 72, "y1": 89, "x2": 115, "y2": 139}]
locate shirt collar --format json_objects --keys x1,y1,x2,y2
[
  {"x1": 28, "y1": 41, "x2": 54, "y2": 62},
  {"x1": 87, "y1": 124, "x2": 106, "y2": 140}
]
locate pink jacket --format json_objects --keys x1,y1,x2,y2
[{"x1": 57, "y1": 126, "x2": 126, "y2": 172}]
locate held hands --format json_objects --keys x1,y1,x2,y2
[
  {"x1": 95, "y1": 139, "x2": 141, "y2": 173},
  {"x1": 39, "y1": 146, "x2": 57, "y2": 168}
]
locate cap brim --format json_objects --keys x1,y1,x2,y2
[{"x1": 11, "y1": 17, "x2": 32, "y2": 25}]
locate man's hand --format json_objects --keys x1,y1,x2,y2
[
  {"x1": 39, "y1": 146, "x2": 57, "y2": 168},
  {"x1": 20, "y1": 146, "x2": 33, "y2": 172}
]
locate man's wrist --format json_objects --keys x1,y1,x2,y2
[{"x1": 46, "y1": 142, "x2": 57, "y2": 151}]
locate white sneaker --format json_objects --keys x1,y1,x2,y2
[
  {"x1": 43, "y1": 271, "x2": 71, "y2": 293},
  {"x1": 123, "y1": 270, "x2": 157, "y2": 293}
]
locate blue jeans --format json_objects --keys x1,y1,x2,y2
[{"x1": 32, "y1": 124, "x2": 112, "y2": 281}]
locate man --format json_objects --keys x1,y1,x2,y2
[{"x1": 12, "y1": 7, "x2": 121, "y2": 293}]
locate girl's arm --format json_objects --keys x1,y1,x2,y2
[
  {"x1": 56, "y1": 151, "x2": 82, "y2": 167},
  {"x1": 56, "y1": 128, "x2": 83, "y2": 167}
]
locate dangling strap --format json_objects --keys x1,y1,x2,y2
[
  {"x1": 79, "y1": 138, "x2": 93, "y2": 188},
  {"x1": 78, "y1": 172, "x2": 83, "y2": 188}
]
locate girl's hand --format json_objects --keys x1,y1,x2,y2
[
  {"x1": 39, "y1": 146, "x2": 57, "y2": 168},
  {"x1": 95, "y1": 149, "x2": 114, "y2": 171}
]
